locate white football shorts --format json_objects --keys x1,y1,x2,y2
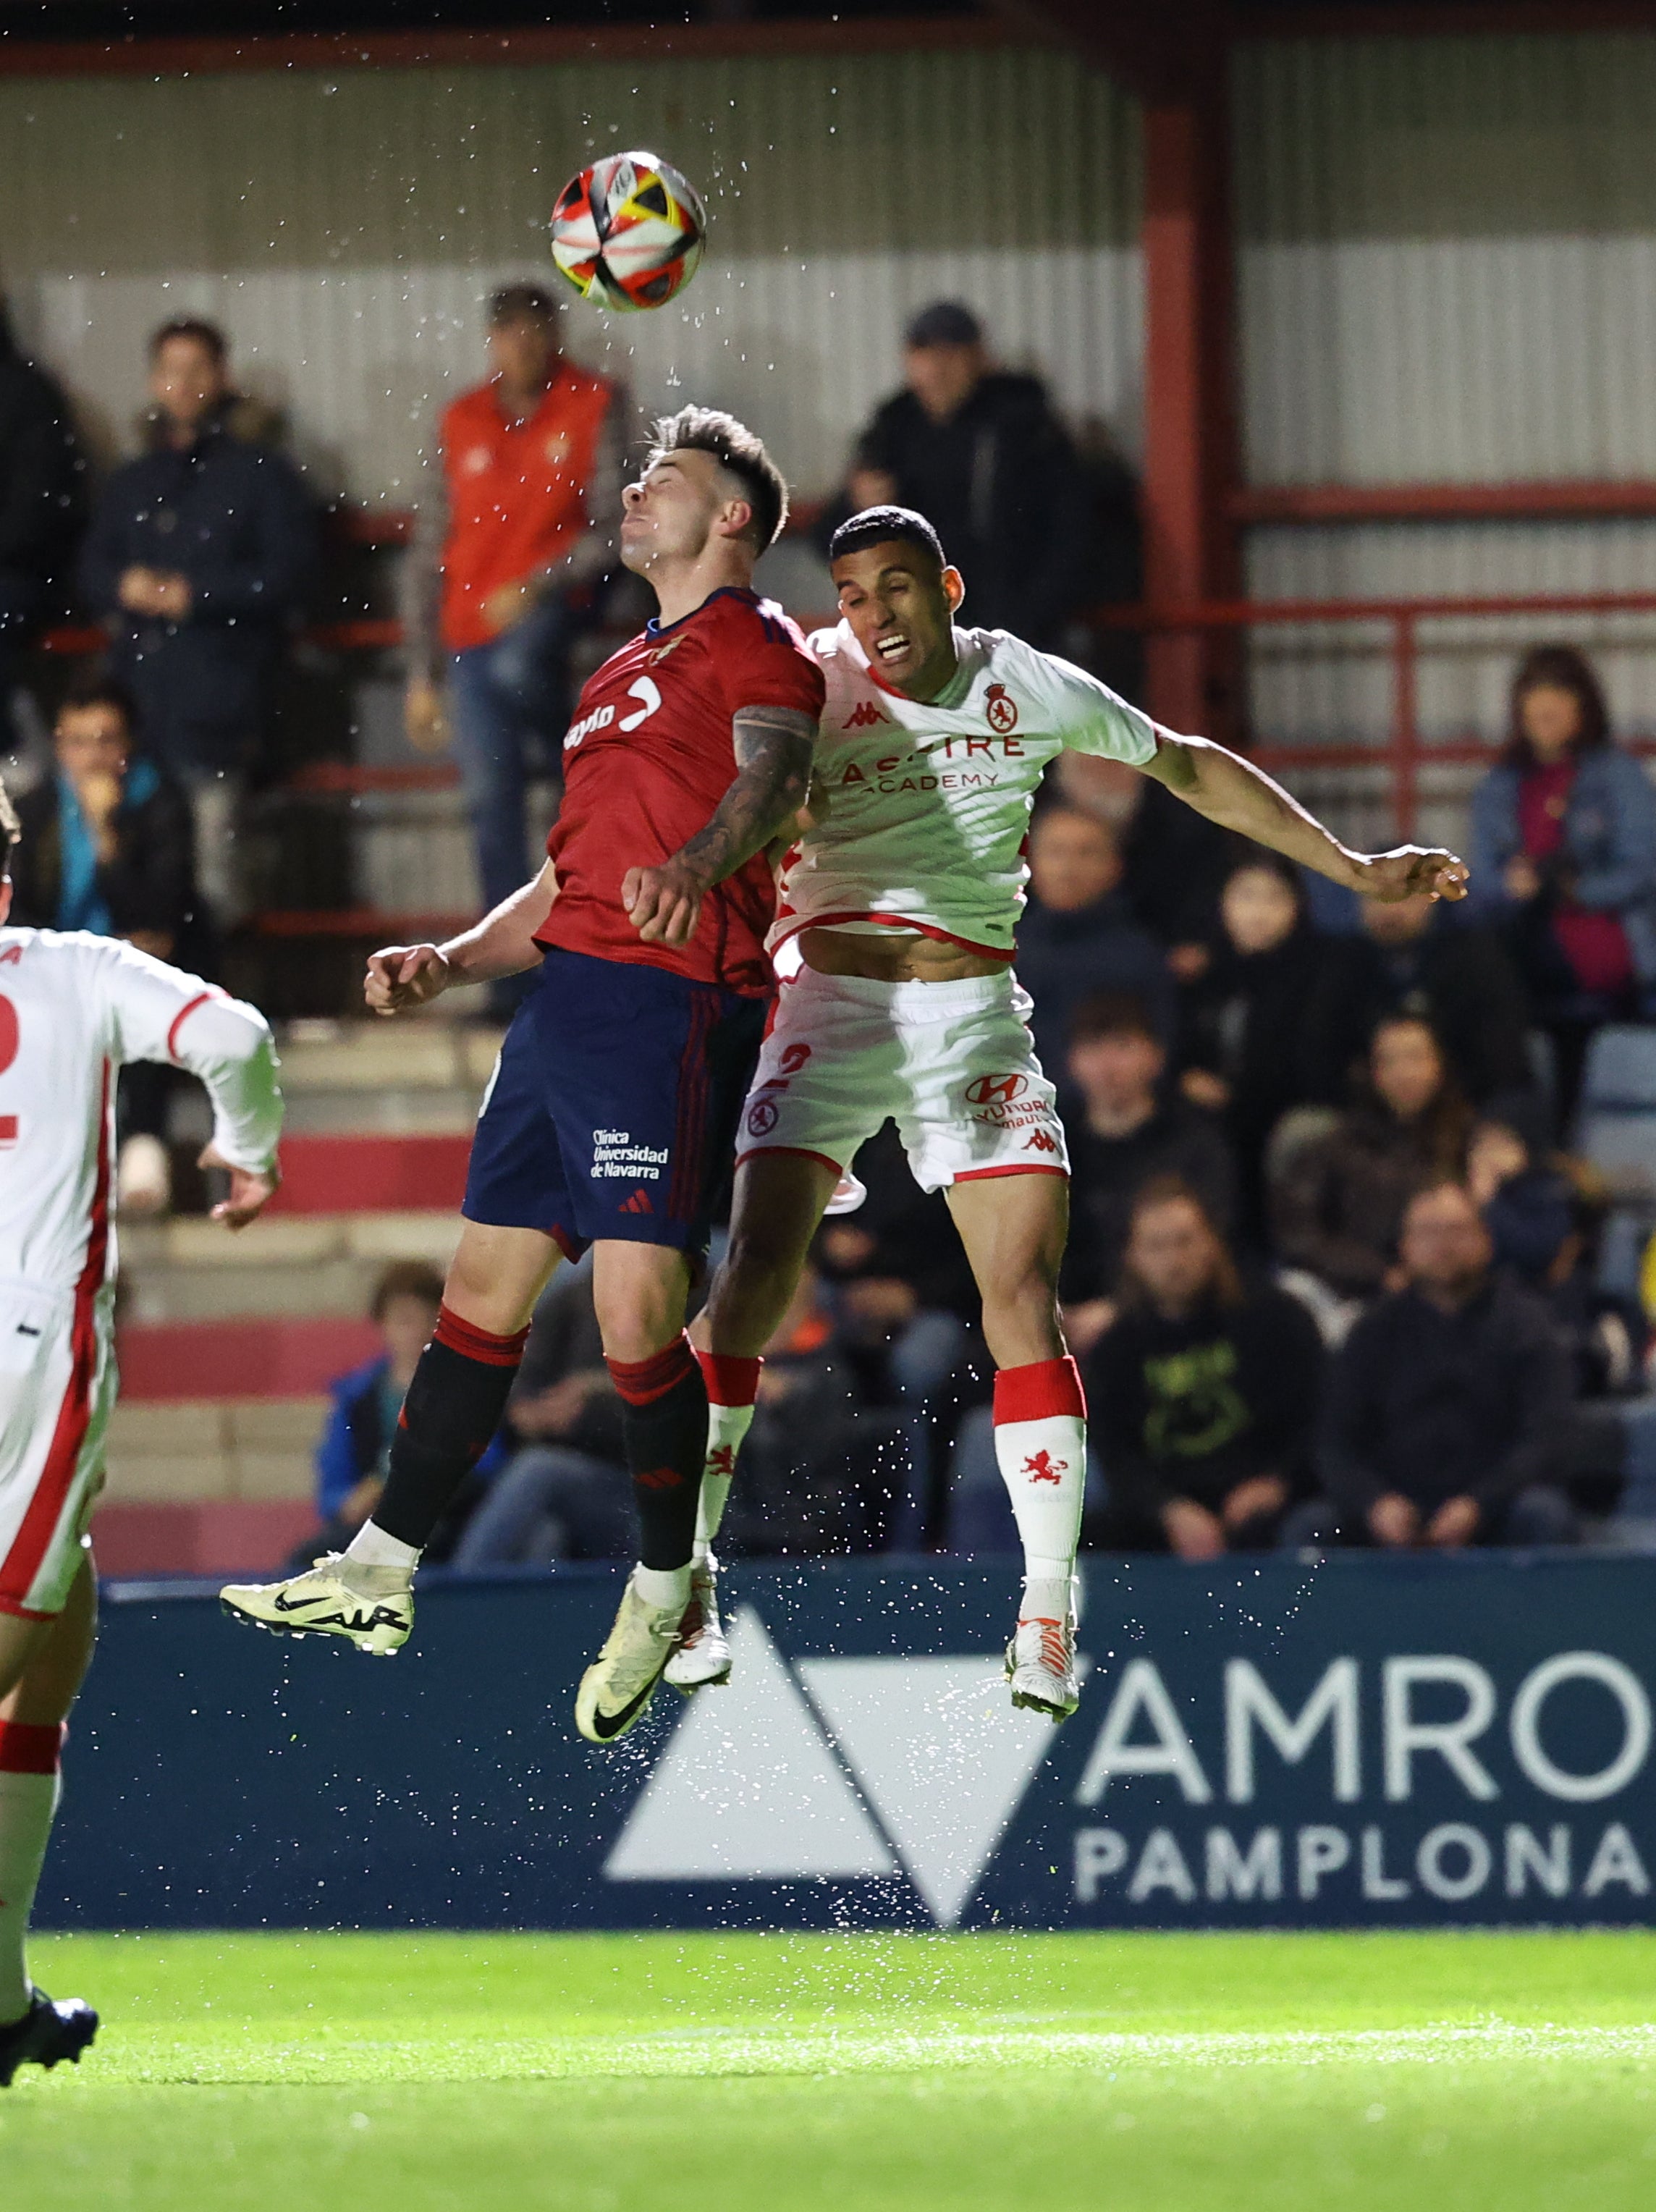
[
  {"x1": 736, "y1": 963, "x2": 1068, "y2": 1194},
  {"x1": 0, "y1": 1278, "x2": 115, "y2": 1618}
]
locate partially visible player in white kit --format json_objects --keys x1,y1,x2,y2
[
  {"x1": 678, "y1": 507, "x2": 1469, "y2": 1721},
  {"x1": 0, "y1": 779, "x2": 282, "y2": 2087}
]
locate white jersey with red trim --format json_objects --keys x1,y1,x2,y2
[
  {"x1": 772, "y1": 622, "x2": 1157, "y2": 957},
  {"x1": 0, "y1": 929, "x2": 283, "y2": 1296}
]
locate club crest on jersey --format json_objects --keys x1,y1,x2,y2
[
  {"x1": 842, "y1": 700, "x2": 888, "y2": 730},
  {"x1": 649, "y1": 635, "x2": 688, "y2": 667},
  {"x1": 985, "y1": 684, "x2": 1019, "y2": 735},
  {"x1": 745, "y1": 1097, "x2": 780, "y2": 1137}
]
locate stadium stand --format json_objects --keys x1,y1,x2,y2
[{"x1": 96, "y1": 1013, "x2": 498, "y2": 1576}]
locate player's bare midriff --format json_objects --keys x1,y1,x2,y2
[{"x1": 798, "y1": 924, "x2": 1012, "y2": 983}]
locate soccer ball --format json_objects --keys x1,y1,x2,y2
[{"x1": 549, "y1": 151, "x2": 705, "y2": 313}]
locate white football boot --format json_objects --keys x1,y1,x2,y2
[
  {"x1": 575, "y1": 1575, "x2": 683, "y2": 1744},
  {"x1": 219, "y1": 1555, "x2": 413, "y2": 1657},
  {"x1": 664, "y1": 1553, "x2": 732, "y2": 1692},
  {"x1": 1005, "y1": 1612, "x2": 1081, "y2": 1723}
]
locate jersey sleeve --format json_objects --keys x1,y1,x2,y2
[
  {"x1": 1038, "y1": 648, "x2": 1158, "y2": 765},
  {"x1": 94, "y1": 938, "x2": 284, "y2": 1172},
  {"x1": 724, "y1": 604, "x2": 829, "y2": 722}
]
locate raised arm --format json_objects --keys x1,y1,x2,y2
[
  {"x1": 624, "y1": 704, "x2": 817, "y2": 947},
  {"x1": 363, "y1": 859, "x2": 557, "y2": 1015},
  {"x1": 1141, "y1": 730, "x2": 1469, "y2": 903}
]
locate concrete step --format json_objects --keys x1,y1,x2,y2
[
  {"x1": 104, "y1": 1396, "x2": 326, "y2": 1502},
  {"x1": 276, "y1": 1020, "x2": 502, "y2": 1094},
  {"x1": 266, "y1": 1134, "x2": 470, "y2": 1215},
  {"x1": 119, "y1": 1319, "x2": 382, "y2": 1399},
  {"x1": 117, "y1": 1212, "x2": 460, "y2": 1322}
]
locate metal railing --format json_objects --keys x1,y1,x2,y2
[{"x1": 1096, "y1": 589, "x2": 1656, "y2": 837}]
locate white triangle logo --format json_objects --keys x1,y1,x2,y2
[
  {"x1": 798, "y1": 1658, "x2": 1057, "y2": 1928},
  {"x1": 604, "y1": 1609, "x2": 895, "y2": 1883}
]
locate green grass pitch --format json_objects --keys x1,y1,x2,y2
[{"x1": 4, "y1": 1930, "x2": 1656, "y2": 2210}]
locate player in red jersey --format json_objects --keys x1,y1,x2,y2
[{"x1": 224, "y1": 409, "x2": 824, "y2": 1744}]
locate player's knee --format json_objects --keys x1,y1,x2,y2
[{"x1": 722, "y1": 1217, "x2": 811, "y2": 1304}]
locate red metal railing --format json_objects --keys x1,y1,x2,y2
[
  {"x1": 38, "y1": 586, "x2": 1656, "y2": 839},
  {"x1": 1096, "y1": 588, "x2": 1656, "y2": 837}
]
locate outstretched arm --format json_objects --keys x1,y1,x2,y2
[
  {"x1": 1141, "y1": 730, "x2": 1469, "y2": 903},
  {"x1": 625, "y1": 705, "x2": 817, "y2": 947}
]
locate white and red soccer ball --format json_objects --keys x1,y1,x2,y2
[{"x1": 549, "y1": 151, "x2": 705, "y2": 313}]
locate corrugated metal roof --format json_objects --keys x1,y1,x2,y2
[
  {"x1": 1236, "y1": 32, "x2": 1656, "y2": 485},
  {"x1": 0, "y1": 46, "x2": 1140, "y2": 501}
]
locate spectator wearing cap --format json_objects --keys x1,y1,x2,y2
[
  {"x1": 78, "y1": 318, "x2": 314, "y2": 923},
  {"x1": 820, "y1": 301, "x2": 1094, "y2": 649},
  {"x1": 400, "y1": 287, "x2": 627, "y2": 1000},
  {"x1": 0, "y1": 296, "x2": 85, "y2": 747}
]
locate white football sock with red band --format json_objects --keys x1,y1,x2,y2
[
  {"x1": 992, "y1": 1356, "x2": 1087, "y2": 1624},
  {"x1": 693, "y1": 1351, "x2": 763, "y2": 1558},
  {"x1": 0, "y1": 1721, "x2": 65, "y2": 2022}
]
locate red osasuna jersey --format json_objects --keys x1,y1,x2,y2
[{"x1": 536, "y1": 588, "x2": 825, "y2": 995}]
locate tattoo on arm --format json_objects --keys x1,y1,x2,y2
[{"x1": 675, "y1": 706, "x2": 817, "y2": 888}]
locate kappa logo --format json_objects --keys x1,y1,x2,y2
[
  {"x1": 966, "y1": 1073, "x2": 1028, "y2": 1107},
  {"x1": 1023, "y1": 1128, "x2": 1060, "y2": 1154},
  {"x1": 606, "y1": 1608, "x2": 1067, "y2": 1925},
  {"x1": 985, "y1": 683, "x2": 1019, "y2": 735},
  {"x1": 842, "y1": 700, "x2": 889, "y2": 730},
  {"x1": 707, "y1": 1445, "x2": 737, "y2": 1477},
  {"x1": 1023, "y1": 1451, "x2": 1068, "y2": 1485}
]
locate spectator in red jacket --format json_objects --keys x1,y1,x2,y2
[{"x1": 400, "y1": 287, "x2": 626, "y2": 1008}]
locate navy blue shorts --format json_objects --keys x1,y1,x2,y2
[{"x1": 463, "y1": 947, "x2": 768, "y2": 1257}]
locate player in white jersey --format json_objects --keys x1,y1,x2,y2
[
  {"x1": 674, "y1": 507, "x2": 1469, "y2": 1720},
  {"x1": 0, "y1": 780, "x2": 282, "y2": 2085}
]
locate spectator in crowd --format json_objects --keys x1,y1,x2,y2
[
  {"x1": 1059, "y1": 990, "x2": 1236, "y2": 1355},
  {"x1": 1082, "y1": 1179, "x2": 1324, "y2": 1555},
  {"x1": 1016, "y1": 803, "x2": 1174, "y2": 1078},
  {"x1": 1293, "y1": 1180, "x2": 1579, "y2": 1548},
  {"x1": 717, "y1": 1263, "x2": 909, "y2": 1558},
  {"x1": 1469, "y1": 644, "x2": 1656, "y2": 1127},
  {"x1": 78, "y1": 318, "x2": 313, "y2": 922},
  {"x1": 1177, "y1": 855, "x2": 1328, "y2": 1247},
  {"x1": 812, "y1": 1123, "x2": 977, "y2": 1545},
  {"x1": 292, "y1": 1262, "x2": 504, "y2": 1568},
  {"x1": 452, "y1": 1257, "x2": 631, "y2": 1569},
  {"x1": 1467, "y1": 1109, "x2": 1642, "y2": 1398},
  {"x1": 819, "y1": 300, "x2": 1094, "y2": 648},
  {"x1": 1272, "y1": 1013, "x2": 1472, "y2": 1325},
  {"x1": 7, "y1": 671, "x2": 203, "y2": 1214},
  {"x1": 400, "y1": 286, "x2": 625, "y2": 1004},
  {"x1": 1054, "y1": 751, "x2": 1236, "y2": 968},
  {"x1": 0, "y1": 297, "x2": 84, "y2": 746},
  {"x1": 1301, "y1": 885, "x2": 1533, "y2": 1112}
]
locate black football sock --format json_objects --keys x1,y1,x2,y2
[
  {"x1": 606, "y1": 1335, "x2": 707, "y2": 1574},
  {"x1": 368, "y1": 1304, "x2": 528, "y2": 1550}
]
